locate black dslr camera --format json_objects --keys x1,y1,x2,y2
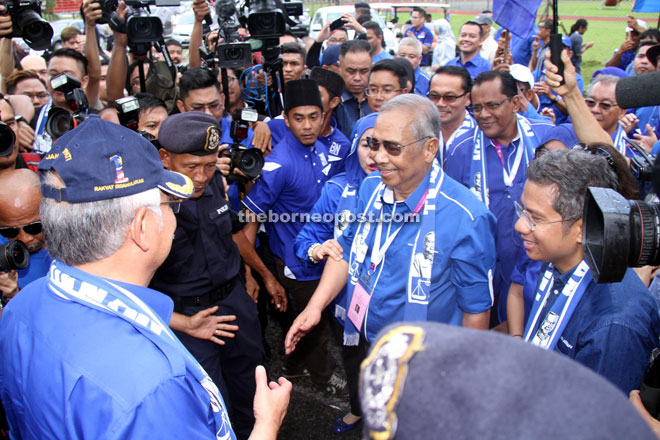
[
  {"x1": 0, "y1": 120, "x2": 16, "y2": 158},
  {"x1": 116, "y1": 96, "x2": 140, "y2": 131},
  {"x1": 219, "y1": 108, "x2": 264, "y2": 183},
  {"x1": 0, "y1": 240, "x2": 29, "y2": 272},
  {"x1": 0, "y1": 0, "x2": 52, "y2": 50},
  {"x1": 46, "y1": 73, "x2": 90, "y2": 139}
]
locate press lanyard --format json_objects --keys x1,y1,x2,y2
[
  {"x1": 369, "y1": 190, "x2": 428, "y2": 273},
  {"x1": 491, "y1": 138, "x2": 523, "y2": 188}
]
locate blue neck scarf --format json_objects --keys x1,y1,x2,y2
[
  {"x1": 47, "y1": 261, "x2": 236, "y2": 440},
  {"x1": 343, "y1": 161, "x2": 444, "y2": 346},
  {"x1": 469, "y1": 114, "x2": 536, "y2": 208}
]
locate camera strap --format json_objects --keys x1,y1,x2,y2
[{"x1": 153, "y1": 38, "x2": 177, "y2": 89}]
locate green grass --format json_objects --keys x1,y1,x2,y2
[{"x1": 307, "y1": 1, "x2": 660, "y2": 84}]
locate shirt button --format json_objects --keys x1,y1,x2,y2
[
  {"x1": 317, "y1": 180, "x2": 320, "y2": 183},
  {"x1": 305, "y1": 155, "x2": 308, "y2": 158}
]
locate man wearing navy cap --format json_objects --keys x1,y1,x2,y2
[
  {"x1": 244, "y1": 79, "x2": 346, "y2": 393},
  {"x1": 151, "y1": 111, "x2": 287, "y2": 439},
  {"x1": 0, "y1": 116, "x2": 292, "y2": 439}
]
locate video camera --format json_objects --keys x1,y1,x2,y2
[
  {"x1": 219, "y1": 108, "x2": 264, "y2": 183},
  {"x1": 0, "y1": 0, "x2": 52, "y2": 50},
  {"x1": 46, "y1": 73, "x2": 90, "y2": 139},
  {"x1": 582, "y1": 73, "x2": 660, "y2": 284}
]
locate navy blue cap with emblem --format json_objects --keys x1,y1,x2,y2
[
  {"x1": 360, "y1": 322, "x2": 656, "y2": 440},
  {"x1": 38, "y1": 115, "x2": 194, "y2": 203},
  {"x1": 158, "y1": 111, "x2": 222, "y2": 156}
]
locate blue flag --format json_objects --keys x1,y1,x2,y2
[
  {"x1": 493, "y1": 0, "x2": 543, "y2": 39},
  {"x1": 633, "y1": 0, "x2": 660, "y2": 12}
]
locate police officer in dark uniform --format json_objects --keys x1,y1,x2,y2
[{"x1": 150, "y1": 111, "x2": 287, "y2": 440}]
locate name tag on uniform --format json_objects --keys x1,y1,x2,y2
[{"x1": 216, "y1": 205, "x2": 228, "y2": 215}]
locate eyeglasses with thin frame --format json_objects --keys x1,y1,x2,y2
[
  {"x1": 366, "y1": 136, "x2": 431, "y2": 156},
  {"x1": 514, "y1": 201, "x2": 568, "y2": 232},
  {"x1": 161, "y1": 197, "x2": 182, "y2": 214},
  {"x1": 365, "y1": 86, "x2": 402, "y2": 97},
  {"x1": 584, "y1": 98, "x2": 617, "y2": 111},
  {"x1": 328, "y1": 38, "x2": 347, "y2": 44},
  {"x1": 472, "y1": 97, "x2": 511, "y2": 114},
  {"x1": 189, "y1": 101, "x2": 222, "y2": 113},
  {"x1": 0, "y1": 221, "x2": 43, "y2": 239},
  {"x1": 427, "y1": 91, "x2": 468, "y2": 104}
]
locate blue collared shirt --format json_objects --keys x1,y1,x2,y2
[
  {"x1": 373, "y1": 50, "x2": 393, "y2": 63},
  {"x1": 0, "y1": 275, "x2": 228, "y2": 439},
  {"x1": 445, "y1": 53, "x2": 492, "y2": 79},
  {"x1": 532, "y1": 264, "x2": 660, "y2": 393},
  {"x1": 243, "y1": 132, "x2": 339, "y2": 280},
  {"x1": 335, "y1": 91, "x2": 372, "y2": 139},
  {"x1": 405, "y1": 25, "x2": 434, "y2": 65},
  {"x1": 414, "y1": 66, "x2": 430, "y2": 96},
  {"x1": 337, "y1": 168, "x2": 497, "y2": 342}
]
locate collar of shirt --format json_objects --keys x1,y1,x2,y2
[
  {"x1": 380, "y1": 166, "x2": 431, "y2": 212},
  {"x1": 552, "y1": 263, "x2": 578, "y2": 290},
  {"x1": 104, "y1": 278, "x2": 174, "y2": 324},
  {"x1": 487, "y1": 130, "x2": 521, "y2": 150}
]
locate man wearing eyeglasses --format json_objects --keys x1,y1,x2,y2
[
  {"x1": 152, "y1": 111, "x2": 286, "y2": 439},
  {"x1": 445, "y1": 71, "x2": 553, "y2": 326},
  {"x1": 365, "y1": 59, "x2": 409, "y2": 113},
  {"x1": 0, "y1": 169, "x2": 51, "y2": 305},
  {"x1": 428, "y1": 66, "x2": 475, "y2": 166},
  {"x1": 285, "y1": 94, "x2": 497, "y2": 395},
  {"x1": 514, "y1": 148, "x2": 659, "y2": 393}
]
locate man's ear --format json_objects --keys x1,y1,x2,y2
[
  {"x1": 574, "y1": 218, "x2": 583, "y2": 245},
  {"x1": 511, "y1": 95, "x2": 522, "y2": 113},
  {"x1": 329, "y1": 96, "x2": 341, "y2": 110},
  {"x1": 159, "y1": 149, "x2": 172, "y2": 169},
  {"x1": 176, "y1": 99, "x2": 185, "y2": 113},
  {"x1": 424, "y1": 138, "x2": 439, "y2": 162},
  {"x1": 128, "y1": 206, "x2": 150, "y2": 253},
  {"x1": 283, "y1": 111, "x2": 290, "y2": 128}
]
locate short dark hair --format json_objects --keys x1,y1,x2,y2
[
  {"x1": 165, "y1": 38, "x2": 182, "y2": 48},
  {"x1": 539, "y1": 18, "x2": 554, "y2": 30},
  {"x1": 179, "y1": 67, "x2": 220, "y2": 101},
  {"x1": 5, "y1": 70, "x2": 46, "y2": 94},
  {"x1": 432, "y1": 66, "x2": 472, "y2": 92},
  {"x1": 50, "y1": 48, "x2": 88, "y2": 76},
  {"x1": 473, "y1": 70, "x2": 518, "y2": 99},
  {"x1": 370, "y1": 59, "x2": 409, "y2": 89},
  {"x1": 357, "y1": 14, "x2": 372, "y2": 25},
  {"x1": 362, "y1": 21, "x2": 385, "y2": 48},
  {"x1": 412, "y1": 7, "x2": 427, "y2": 18},
  {"x1": 280, "y1": 42, "x2": 306, "y2": 61},
  {"x1": 340, "y1": 39, "x2": 372, "y2": 58},
  {"x1": 638, "y1": 40, "x2": 658, "y2": 53},
  {"x1": 462, "y1": 21, "x2": 484, "y2": 38},
  {"x1": 135, "y1": 92, "x2": 167, "y2": 116},
  {"x1": 60, "y1": 26, "x2": 81, "y2": 42},
  {"x1": 640, "y1": 28, "x2": 660, "y2": 42}
]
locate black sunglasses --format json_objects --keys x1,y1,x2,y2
[{"x1": 0, "y1": 221, "x2": 43, "y2": 239}]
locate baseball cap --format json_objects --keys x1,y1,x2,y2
[
  {"x1": 39, "y1": 116, "x2": 194, "y2": 203},
  {"x1": 509, "y1": 64, "x2": 535, "y2": 89},
  {"x1": 626, "y1": 18, "x2": 648, "y2": 33},
  {"x1": 321, "y1": 44, "x2": 341, "y2": 67},
  {"x1": 592, "y1": 66, "x2": 629, "y2": 79},
  {"x1": 473, "y1": 14, "x2": 493, "y2": 26}
]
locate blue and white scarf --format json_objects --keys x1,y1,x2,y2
[
  {"x1": 343, "y1": 161, "x2": 444, "y2": 346},
  {"x1": 439, "y1": 110, "x2": 476, "y2": 165},
  {"x1": 47, "y1": 261, "x2": 236, "y2": 440},
  {"x1": 523, "y1": 260, "x2": 592, "y2": 350},
  {"x1": 612, "y1": 123, "x2": 630, "y2": 157},
  {"x1": 469, "y1": 114, "x2": 537, "y2": 208}
]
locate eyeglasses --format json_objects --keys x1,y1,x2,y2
[
  {"x1": 328, "y1": 38, "x2": 347, "y2": 44},
  {"x1": 0, "y1": 221, "x2": 43, "y2": 239},
  {"x1": 189, "y1": 101, "x2": 222, "y2": 113},
  {"x1": 365, "y1": 86, "x2": 402, "y2": 97},
  {"x1": 21, "y1": 91, "x2": 49, "y2": 101},
  {"x1": 366, "y1": 136, "x2": 431, "y2": 156},
  {"x1": 514, "y1": 201, "x2": 567, "y2": 232},
  {"x1": 427, "y1": 91, "x2": 468, "y2": 104},
  {"x1": 472, "y1": 98, "x2": 510, "y2": 114},
  {"x1": 161, "y1": 198, "x2": 182, "y2": 214},
  {"x1": 584, "y1": 98, "x2": 617, "y2": 111}
]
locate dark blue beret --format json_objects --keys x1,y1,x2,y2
[
  {"x1": 360, "y1": 322, "x2": 656, "y2": 440},
  {"x1": 159, "y1": 111, "x2": 222, "y2": 156}
]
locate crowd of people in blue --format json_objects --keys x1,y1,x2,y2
[{"x1": 1, "y1": 0, "x2": 660, "y2": 438}]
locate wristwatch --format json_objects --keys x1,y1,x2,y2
[{"x1": 308, "y1": 243, "x2": 322, "y2": 264}]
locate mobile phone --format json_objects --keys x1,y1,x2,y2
[{"x1": 329, "y1": 17, "x2": 346, "y2": 32}]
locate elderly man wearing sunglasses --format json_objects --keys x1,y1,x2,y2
[{"x1": 0, "y1": 169, "x2": 51, "y2": 305}]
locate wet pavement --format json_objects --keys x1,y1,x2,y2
[{"x1": 263, "y1": 316, "x2": 362, "y2": 440}]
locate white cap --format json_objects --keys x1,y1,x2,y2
[
  {"x1": 509, "y1": 64, "x2": 535, "y2": 89},
  {"x1": 626, "y1": 19, "x2": 648, "y2": 33}
]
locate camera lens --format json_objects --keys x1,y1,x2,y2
[
  {"x1": 15, "y1": 9, "x2": 53, "y2": 51},
  {"x1": 238, "y1": 148, "x2": 264, "y2": 178},
  {"x1": 45, "y1": 108, "x2": 75, "y2": 139},
  {"x1": 0, "y1": 121, "x2": 16, "y2": 158},
  {"x1": 0, "y1": 240, "x2": 29, "y2": 272},
  {"x1": 126, "y1": 16, "x2": 163, "y2": 44}
]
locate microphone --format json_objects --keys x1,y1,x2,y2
[{"x1": 615, "y1": 71, "x2": 660, "y2": 109}]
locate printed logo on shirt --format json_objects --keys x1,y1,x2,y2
[{"x1": 329, "y1": 142, "x2": 341, "y2": 156}]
